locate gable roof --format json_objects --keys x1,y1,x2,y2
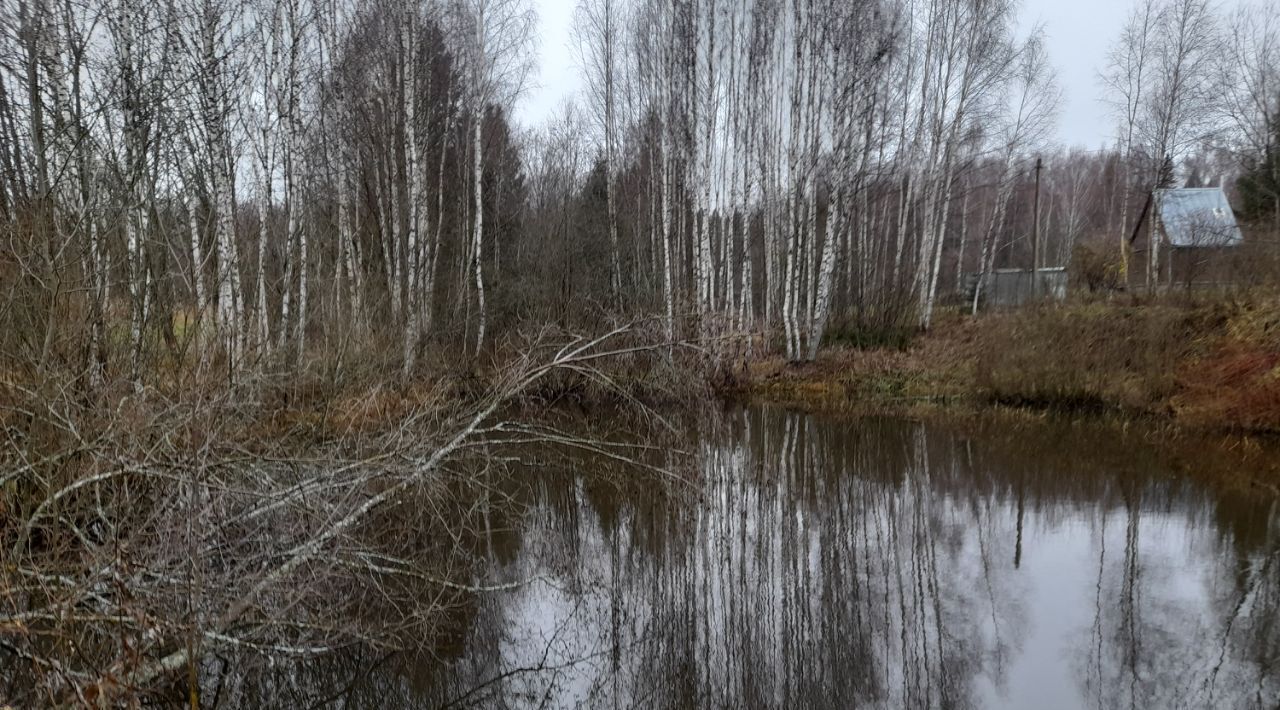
[{"x1": 1154, "y1": 187, "x2": 1243, "y2": 248}]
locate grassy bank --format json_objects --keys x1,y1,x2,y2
[
  {"x1": 738, "y1": 314, "x2": 980, "y2": 412},
  {"x1": 739, "y1": 293, "x2": 1280, "y2": 435}
]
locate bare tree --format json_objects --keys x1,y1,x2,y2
[
  {"x1": 1138, "y1": 0, "x2": 1221, "y2": 288},
  {"x1": 573, "y1": 0, "x2": 626, "y2": 303},
  {"x1": 1220, "y1": 1, "x2": 1279, "y2": 233},
  {"x1": 1103, "y1": 0, "x2": 1162, "y2": 284},
  {"x1": 450, "y1": 0, "x2": 535, "y2": 355},
  {"x1": 972, "y1": 29, "x2": 1060, "y2": 314}
]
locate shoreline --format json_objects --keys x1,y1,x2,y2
[
  {"x1": 732, "y1": 296, "x2": 1280, "y2": 434},
  {"x1": 726, "y1": 298, "x2": 1280, "y2": 492}
]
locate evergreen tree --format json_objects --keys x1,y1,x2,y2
[{"x1": 1237, "y1": 110, "x2": 1280, "y2": 226}]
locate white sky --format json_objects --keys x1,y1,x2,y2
[
  {"x1": 514, "y1": 0, "x2": 1245, "y2": 149},
  {"x1": 1021, "y1": 0, "x2": 1127, "y2": 149},
  {"x1": 516, "y1": 0, "x2": 580, "y2": 130}
]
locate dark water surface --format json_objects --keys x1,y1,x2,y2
[{"x1": 269, "y1": 408, "x2": 1279, "y2": 709}]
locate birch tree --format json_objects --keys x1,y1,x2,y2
[
  {"x1": 972, "y1": 29, "x2": 1060, "y2": 314},
  {"x1": 573, "y1": 0, "x2": 626, "y2": 303},
  {"x1": 450, "y1": 0, "x2": 535, "y2": 354},
  {"x1": 1137, "y1": 0, "x2": 1220, "y2": 287},
  {"x1": 1102, "y1": 0, "x2": 1161, "y2": 284},
  {"x1": 180, "y1": 0, "x2": 246, "y2": 362},
  {"x1": 103, "y1": 0, "x2": 180, "y2": 384}
]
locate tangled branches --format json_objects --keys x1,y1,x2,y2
[{"x1": 0, "y1": 325, "x2": 693, "y2": 705}]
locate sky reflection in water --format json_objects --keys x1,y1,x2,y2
[{"x1": 246, "y1": 408, "x2": 1280, "y2": 709}]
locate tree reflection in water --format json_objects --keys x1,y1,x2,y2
[{"x1": 213, "y1": 409, "x2": 1279, "y2": 709}]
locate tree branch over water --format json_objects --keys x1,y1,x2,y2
[{"x1": 0, "y1": 325, "x2": 694, "y2": 704}]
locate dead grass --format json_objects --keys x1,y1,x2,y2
[
  {"x1": 738, "y1": 313, "x2": 979, "y2": 411},
  {"x1": 742, "y1": 293, "x2": 1280, "y2": 436},
  {"x1": 1172, "y1": 295, "x2": 1280, "y2": 432},
  {"x1": 975, "y1": 301, "x2": 1214, "y2": 413}
]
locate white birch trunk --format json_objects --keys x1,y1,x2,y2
[
  {"x1": 807, "y1": 184, "x2": 841, "y2": 362},
  {"x1": 471, "y1": 112, "x2": 486, "y2": 354},
  {"x1": 187, "y1": 192, "x2": 206, "y2": 312},
  {"x1": 402, "y1": 6, "x2": 421, "y2": 375}
]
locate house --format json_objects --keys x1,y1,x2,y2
[{"x1": 1130, "y1": 186, "x2": 1244, "y2": 288}]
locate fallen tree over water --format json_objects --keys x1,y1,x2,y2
[{"x1": 0, "y1": 325, "x2": 699, "y2": 705}]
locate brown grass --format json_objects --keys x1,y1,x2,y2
[
  {"x1": 1172, "y1": 295, "x2": 1280, "y2": 432},
  {"x1": 742, "y1": 294, "x2": 1280, "y2": 435},
  {"x1": 734, "y1": 313, "x2": 979, "y2": 412},
  {"x1": 975, "y1": 301, "x2": 1217, "y2": 413}
]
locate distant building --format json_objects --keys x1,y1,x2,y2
[{"x1": 1130, "y1": 186, "x2": 1243, "y2": 288}]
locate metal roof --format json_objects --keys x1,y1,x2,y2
[{"x1": 1154, "y1": 187, "x2": 1243, "y2": 248}]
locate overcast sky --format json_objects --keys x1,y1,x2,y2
[{"x1": 513, "y1": 0, "x2": 1243, "y2": 149}]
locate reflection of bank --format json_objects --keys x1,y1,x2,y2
[
  {"x1": 422, "y1": 409, "x2": 1278, "y2": 709},
  {"x1": 229, "y1": 409, "x2": 1280, "y2": 709}
]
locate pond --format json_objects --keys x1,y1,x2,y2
[{"x1": 230, "y1": 407, "x2": 1280, "y2": 709}]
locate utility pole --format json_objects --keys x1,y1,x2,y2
[{"x1": 1031, "y1": 156, "x2": 1042, "y2": 300}]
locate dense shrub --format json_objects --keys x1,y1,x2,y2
[{"x1": 1071, "y1": 238, "x2": 1125, "y2": 293}]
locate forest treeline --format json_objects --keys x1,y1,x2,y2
[{"x1": 1, "y1": 0, "x2": 1278, "y2": 385}]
